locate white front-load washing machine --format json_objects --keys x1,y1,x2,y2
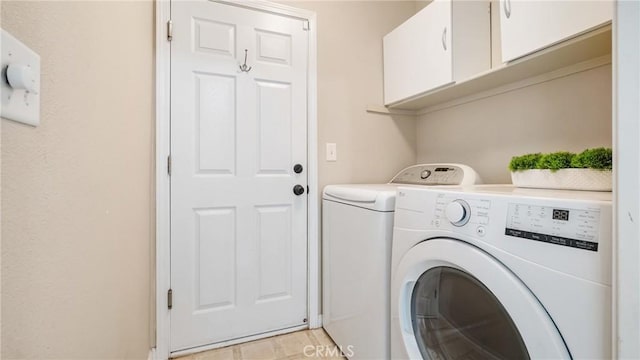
[
  {"x1": 322, "y1": 164, "x2": 481, "y2": 360},
  {"x1": 391, "y1": 185, "x2": 612, "y2": 359}
]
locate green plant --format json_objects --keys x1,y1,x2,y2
[
  {"x1": 537, "y1": 152, "x2": 575, "y2": 172},
  {"x1": 571, "y1": 147, "x2": 612, "y2": 170},
  {"x1": 508, "y1": 147, "x2": 613, "y2": 172},
  {"x1": 508, "y1": 153, "x2": 542, "y2": 171}
]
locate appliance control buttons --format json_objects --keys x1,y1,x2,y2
[
  {"x1": 420, "y1": 170, "x2": 431, "y2": 179},
  {"x1": 445, "y1": 199, "x2": 471, "y2": 226},
  {"x1": 476, "y1": 226, "x2": 486, "y2": 237}
]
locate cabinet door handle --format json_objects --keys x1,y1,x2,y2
[
  {"x1": 442, "y1": 27, "x2": 447, "y2": 51},
  {"x1": 503, "y1": 0, "x2": 511, "y2": 18}
]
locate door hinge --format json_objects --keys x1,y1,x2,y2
[
  {"x1": 167, "y1": 155, "x2": 172, "y2": 176},
  {"x1": 167, "y1": 20, "x2": 173, "y2": 41},
  {"x1": 303, "y1": 20, "x2": 310, "y2": 31},
  {"x1": 168, "y1": 289, "x2": 173, "y2": 309}
]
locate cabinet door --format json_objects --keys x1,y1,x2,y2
[
  {"x1": 383, "y1": 0, "x2": 453, "y2": 105},
  {"x1": 500, "y1": 0, "x2": 612, "y2": 63}
]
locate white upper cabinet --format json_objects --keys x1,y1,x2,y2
[
  {"x1": 383, "y1": 0, "x2": 490, "y2": 106},
  {"x1": 500, "y1": 0, "x2": 613, "y2": 63}
]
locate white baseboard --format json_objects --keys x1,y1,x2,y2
[{"x1": 148, "y1": 347, "x2": 156, "y2": 360}]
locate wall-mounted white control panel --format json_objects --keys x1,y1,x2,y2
[{"x1": 1, "y1": 29, "x2": 40, "y2": 126}]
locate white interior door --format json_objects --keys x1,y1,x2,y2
[{"x1": 170, "y1": 0, "x2": 309, "y2": 352}]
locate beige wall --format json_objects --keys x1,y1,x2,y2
[
  {"x1": 1, "y1": 1, "x2": 154, "y2": 359},
  {"x1": 416, "y1": 64, "x2": 613, "y2": 184},
  {"x1": 1, "y1": 0, "x2": 417, "y2": 358},
  {"x1": 283, "y1": 1, "x2": 418, "y2": 189}
]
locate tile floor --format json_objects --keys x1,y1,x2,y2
[{"x1": 174, "y1": 329, "x2": 345, "y2": 360}]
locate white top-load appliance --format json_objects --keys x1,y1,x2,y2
[
  {"x1": 391, "y1": 185, "x2": 612, "y2": 360},
  {"x1": 322, "y1": 164, "x2": 481, "y2": 359}
]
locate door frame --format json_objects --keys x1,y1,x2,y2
[
  {"x1": 154, "y1": 1, "x2": 318, "y2": 358},
  {"x1": 613, "y1": 1, "x2": 640, "y2": 358}
]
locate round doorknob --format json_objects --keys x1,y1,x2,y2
[
  {"x1": 293, "y1": 185, "x2": 305, "y2": 196},
  {"x1": 293, "y1": 164, "x2": 303, "y2": 174}
]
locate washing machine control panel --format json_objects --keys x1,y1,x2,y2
[
  {"x1": 430, "y1": 192, "x2": 603, "y2": 252},
  {"x1": 433, "y1": 194, "x2": 491, "y2": 230},
  {"x1": 505, "y1": 203, "x2": 601, "y2": 252},
  {"x1": 390, "y1": 164, "x2": 477, "y2": 185}
]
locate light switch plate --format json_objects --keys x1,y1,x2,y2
[
  {"x1": 1, "y1": 29, "x2": 40, "y2": 126},
  {"x1": 326, "y1": 143, "x2": 337, "y2": 162}
]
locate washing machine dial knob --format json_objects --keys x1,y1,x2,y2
[{"x1": 445, "y1": 200, "x2": 471, "y2": 226}]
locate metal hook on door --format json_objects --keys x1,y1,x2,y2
[{"x1": 239, "y1": 49, "x2": 252, "y2": 73}]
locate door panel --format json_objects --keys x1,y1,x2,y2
[
  {"x1": 170, "y1": 0, "x2": 308, "y2": 351},
  {"x1": 256, "y1": 30, "x2": 292, "y2": 65},
  {"x1": 256, "y1": 205, "x2": 293, "y2": 301},
  {"x1": 195, "y1": 73, "x2": 236, "y2": 174},
  {"x1": 500, "y1": 0, "x2": 612, "y2": 62},
  {"x1": 382, "y1": 0, "x2": 453, "y2": 105},
  {"x1": 195, "y1": 208, "x2": 236, "y2": 311},
  {"x1": 193, "y1": 18, "x2": 236, "y2": 57},
  {"x1": 256, "y1": 80, "x2": 292, "y2": 174},
  {"x1": 422, "y1": 0, "x2": 453, "y2": 92}
]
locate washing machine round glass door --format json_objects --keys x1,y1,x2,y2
[{"x1": 396, "y1": 238, "x2": 571, "y2": 360}]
